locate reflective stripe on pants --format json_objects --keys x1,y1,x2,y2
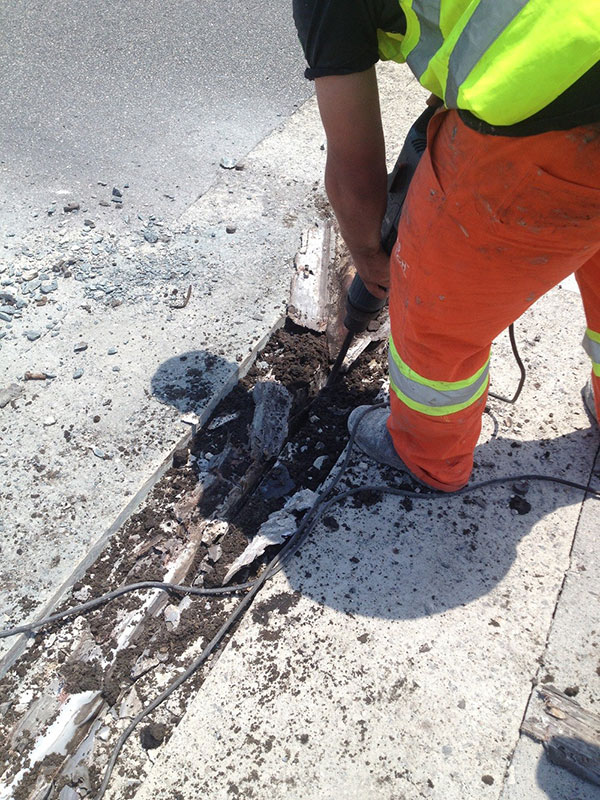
[
  {"x1": 389, "y1": 337, "x2": 489, "y2": 416},
  {"x1": 583, "y1": 328, "x2": 600, "y2": 377}
]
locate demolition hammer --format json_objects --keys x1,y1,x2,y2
[{"x1": 325, "y1": 104, "x2": 436, "y2": 388}]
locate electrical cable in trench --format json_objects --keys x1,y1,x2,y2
[{"x1": 1, "y1": 406, "x2": 599, "y2": 800}]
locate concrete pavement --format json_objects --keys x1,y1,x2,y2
[{"x1": 131, "y1": 283, "x2": 600, "y2": 800}]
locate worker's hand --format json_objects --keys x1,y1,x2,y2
[{"x1": 352, "y1": 245, "x2": 390, "y2": 300}]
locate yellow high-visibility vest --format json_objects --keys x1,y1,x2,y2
[{"x1": 378, "y1": 0, "x2": 600, "y2": 126}]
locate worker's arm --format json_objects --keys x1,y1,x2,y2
[{"x1": 315, "y1": 67, "x2": 389, "y2": 299}]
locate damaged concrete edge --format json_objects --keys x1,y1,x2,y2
[{"x1": 0, "y1": 316, "x2": 285, "y2": 679}]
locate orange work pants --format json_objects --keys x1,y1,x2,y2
[{"x1": 388, "y1": 110, "x2": 600, "y2": 492}]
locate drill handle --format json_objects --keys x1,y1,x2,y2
[{"x1": 343, "y1": 273, "x2": 387, "y2": 333}]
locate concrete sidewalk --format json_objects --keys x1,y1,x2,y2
[{"x1": 131, "y1": 285, "x2": 600, "y2": 800}]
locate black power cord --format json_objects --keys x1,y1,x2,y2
[{"x1": 488, "y1": 323, "x2": 527, "y2": 405}]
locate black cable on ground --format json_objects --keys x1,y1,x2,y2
[
  {"x1": 0, "y1": 581, "x2": 254, "y2": 640},
  {"x1": 488, "y1": 323, "x2": 527, "y2": 405}
]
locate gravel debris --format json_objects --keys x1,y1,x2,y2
[
  {"x1": 143, "y1": 228, "x2": 159, "y2": 244},
  {"x1": 0, "y1": 383, "x2": 24, "y2": 408}
]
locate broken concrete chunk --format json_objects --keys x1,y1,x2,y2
[
  {"x1": 143, "y1": 228, "x2": 159, "y2": 244},
  {"x1": 164, "y1": 604, "x2": 181, "y2": 628},
  {"x1": 259, "y1": 462, "x2": 295, "y2": 499},
  {"x1": 119, "y1": 687, "x2": 143, "y2": 719},
  {"x1": 250, "y1": 380, "x2": 293, "y2": 459},
  {"x1": 208, "y1": 543, "x2": 222, "y2": 563},
  {"x1": 92, "y1": 446, "x2": 112, "y2": 460},
  {"x1": 201, "y1": 520, "x2": 228, "y2": 546},
  {"x1": 0, "y1": 383, "x2": 24, "y2": 408},
  {"x1": 73, "y1": 586, "x2": 91, "y2": 603},
  {"x1": 288, "y1": 223, "x2": 333, "y2": 333},
  {"x1": 140, "y1": 723, "x2": 166, "y2": 750},
  {"x1": 58, "y1": 787, "x2": 80, "y2": 800},
  {"x1": 64, "y1": 764, "x2": 91, "y2": 793},
  {"x1": 74, "y1": 341, "x2": 88, "y2": 352},
  {"x1": 222, "y1": 489, "x2": 316, "y2": 584},
  {"x1": 284, "y1": 488, "x2": 317, "y2": 513},
  {"x1": 207, "y1": 411, "x2": 239, "y2": 430},
  {"x1": 221, "y1": 512, "x2": 293, "y2": 585}
]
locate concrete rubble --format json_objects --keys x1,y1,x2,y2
[{"x1": 2, "y1": 63, "x2": 600, "y2": 800}]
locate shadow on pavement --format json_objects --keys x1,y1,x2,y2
[
  {"x1": 536, "y1": 737, "x2": 600, "y2": 799},
  {"x1": 280, "y1": 424, "x2": 599, "y2": 621},
  {"x1": 150, "y1": 350, "x2": 235, "y2": 414}
]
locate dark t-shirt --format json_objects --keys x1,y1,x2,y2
[
  {"x1": 293, "y1": 0, "x2": 406, "y2": 80},
  {"x1": 293, "y1": 0, "x2": 600, "y2": 136}
]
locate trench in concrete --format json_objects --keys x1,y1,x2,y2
[{"x1": 0, "y1": 304, "x2": 390, "y2": 800}]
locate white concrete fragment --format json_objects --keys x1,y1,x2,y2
[
  {"x1": 288, "y1": 223, "x2": 333, "y2": 333},
  {"x1": 283, "y1": 489, "x2": 317, "y2": 513},
  {"x1": 0, "y1": 383, "x2": 23, "y2": 408},
  {"x1": 221, "y1": 509, "x2": 294, "y2": 585},
  {"x1": 208, "y1": 412, "x2": 239, "y2": 430},
  {"x1": 164, "y1": 604, "x2": 181, "y2": 628},
  {"x1": 119, "y1": 687, "x2": 143, "y2": 720},
  {"x1": 221, "y1": 489, "x2": 318, "y2": 585}
]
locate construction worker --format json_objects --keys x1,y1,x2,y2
[{"x1": 293, "y1": 1, "x2": 600, "y2": 492}]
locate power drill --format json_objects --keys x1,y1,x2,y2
[{"x1": 326, "y1": 104, "x2": 436, "y2": 387}]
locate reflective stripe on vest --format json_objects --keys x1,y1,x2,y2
[
  {"x1": 444, "y1": 0, "x2": 529, "y2": 108},
  {"x1": 583, "y1": 328, "x2": 600, "y2": 377},
  {"x1": 378, "y1": 0, "x2": 600, "y2": 126},
  {"x1": 388, "y1": 337, "x2": 489, "y2": 416},
  {"x1": 406, "y1": 0, "x2": 443, "y2": 79}
]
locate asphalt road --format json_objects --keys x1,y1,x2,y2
[{"x1": 0, "y1": 0, "x2": 313, "y2": 231}]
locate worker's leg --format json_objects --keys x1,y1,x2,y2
[
  {"x1": 575, "y1": 249, "x2": 600, "y2": 420},
  {"x1": 387, "y1": 112, "x2": 600, "y2": 492}
]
